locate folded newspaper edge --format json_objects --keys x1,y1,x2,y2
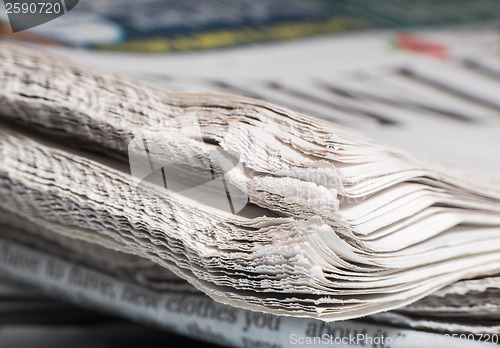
[{"x1": 0, "y1": 42, "x2": 499, "y2": 328}]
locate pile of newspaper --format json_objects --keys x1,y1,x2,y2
[{"x1": 0, "y1": 43, "x2": 499, "y2": 345}]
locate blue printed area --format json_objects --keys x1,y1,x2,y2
[{"x1": 4, "y1": 0, "x2": 500, "y2": 51}]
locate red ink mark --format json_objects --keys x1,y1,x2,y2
[{"x1": 393, "y1": 33, "x2": 449, "y2": 59}]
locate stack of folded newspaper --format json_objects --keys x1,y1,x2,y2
[{"x1": 0, "y1": 42, "x2": 499, "y2": 345}]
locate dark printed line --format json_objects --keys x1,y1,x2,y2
[
  {"x1": 142, "y1": 138, "x2": 155, "y2": 173},
  {"x1": 317, "y1": 81, "x2": 475, "y2": 124},
  {"x1": 161, "y1": 167, "x2": 168, "y2": 189},
  {"x1": 399, "y1": 66, "x2": 500, "y2": 113},
  {"x1": 221, "y1": 174, "x2": 235, "y2": 215},
  {"x1": 270, "y1": 82, "x2": 396, "y2": 125},
  {"x1": 210, "y1": 80, "x2": 341, "y2": 123}
]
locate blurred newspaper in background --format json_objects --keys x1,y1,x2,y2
[{"x1": 3, "y1": 0, "x2": 500, "y2": 52}]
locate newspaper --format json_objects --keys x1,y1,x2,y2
[
  {"x1": 0, "y1": 235, "x2": 497, "y2": 347},
  {"x1": 0, "y1": 42, "x2": 500, "y2": 343}
]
